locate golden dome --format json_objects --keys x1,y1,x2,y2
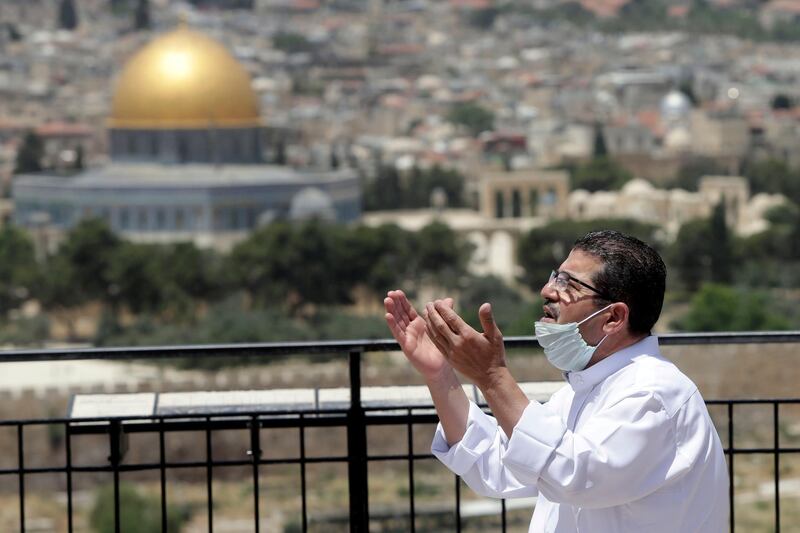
[{"x1": 109, "y1": 27, "x2": 261, "y2": 129}]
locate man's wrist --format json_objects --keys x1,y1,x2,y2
[
  {"x1": 476, "y1": 365, "x2": 512, "y2": 397},
  {"x1": 424, "y1": 364, "x2": 460, "y2": 390}
]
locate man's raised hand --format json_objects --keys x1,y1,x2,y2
[{"x1": 384, "y1": 290, "x2": 454, "y2": 381}]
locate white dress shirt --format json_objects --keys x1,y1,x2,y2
[{"x1": 432, "y1": 336, "x2": 729, "y2": 532}]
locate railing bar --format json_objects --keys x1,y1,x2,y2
[
  {"x1": 251, "y1": 415, "x2": 261, "y2": 533},
  {"x1": 65, "y1": 422, "x2": 73, "y2": 533},
  {"x1": 2, "y1": 443, "x2": 796, "y2": 479},
  {"x1": 2, "y1": 398, "x2": 800, "y2": 429},
  {"x1": 300, "y1": 416, "x2": 308, "y2": 533},
  {"x1": 774, "y1": 402, "x2": 780, "y2": 533},
  {"x1": 407, "y1": 409, "x2": 415, "y2": 533},
  {"x1": 455, "y1": 475, "x2": 461, "y2": 533},
  {"x1": 159, "y1": 418, "x2": 167, "y2": 533},
  {"x1": 18, "y1": 424, "x2": 24, "y2": 533},
  {"x1": 111, "y1": 421, "x2": 121, "y2": 533},
  {"x1": 1, "y1": 331, "x2": 800, "y2": 363},
  {"x1": 728, "y1": 403, "x2": 734, "y2": 533},
  {"x1": 347, "y1": 349, "x2": 368, "y2": 533},
  {"x1": 206, "y1": 417, "x2": 213, "y2": 533}
]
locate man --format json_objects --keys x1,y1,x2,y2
[{"x1": 384, "y1": 230, "x2": 728, "y2": 532}]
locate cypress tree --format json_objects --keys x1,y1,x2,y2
[
  {"x1": 58, "y1": 0, "x2": 79, "y2": 30},
  {"x1": 14, "y1": 132, "x2": 44, "y2": 174},
  {"x1": 709, "y1": 201, "x2": 733, "y2": 284},
  {"x1": 592, "y1": 123, "x2": 608, "y2": 157},
  {"x1": 134, "y1": 0, "x2": 151, "y2": 30}
]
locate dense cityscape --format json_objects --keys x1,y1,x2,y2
[{"x1": 0, "y1": 0, "x2": 799, "y2": 530}]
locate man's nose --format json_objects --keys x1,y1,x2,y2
[{"x1": 541, "y1": 280, "x2": 559, "y2": 301}]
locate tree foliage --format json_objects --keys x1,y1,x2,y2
[
  {"x1": 13, "y1": 132, "x2": 44, "y2": 174},
  {"x1": 363, "y1": 165, "x2": 465, "y2": 211},
  {"x1": 0, "y1": 227, "x2": 40, "y2": 314},
  {"x1": 742, "y1": 158, "x2": 800, "y2": 205},
  {"x1": 133, "y1": 0, "x2": 150, "y2": 30},
  {"x1": 670, "y1": 156, "x2": 727, "y2": 192},
  {"x1": 91, "y1": 483, "x2": 188, "y2": 533},
  {"x1": 226, "y1": 219, "x2": 470, "y2": 311},
  {"x1": 447, "y1": 102, "x2": 494, "y2": 137},
  {"x1": 58, "y1": 0, "x2": 78, "y2": 30},
  {"x1": 273, "y1": 32, "x2": 314, "y2": 54},
  {"x1": 517, "y1": 218, "x2": 661, "y2": 290},
  {"x1": 671, "y1": 284, "x2": 790, "y2": 332},
  {"x1": 569, "y1": 157, "x2": 632, "y2": 192}
]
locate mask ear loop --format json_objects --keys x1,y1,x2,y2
[
  {"x1": 577, "y1": 303, "x2": 613, "y2": 348},
  {"x1": 577, "y1": 303, "x2": 614, "y2": 326}
]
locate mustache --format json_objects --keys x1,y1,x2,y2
[{"x1": 543, "y1": 300, "x2": 559, "y2": 319}]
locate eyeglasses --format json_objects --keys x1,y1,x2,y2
[{"x1": 548, "y1": 270, "x2": 611, "y2": 300}]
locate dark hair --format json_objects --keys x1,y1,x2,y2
[{"x1": 573, "y1": 230, "x2": 666, "y2": 335}]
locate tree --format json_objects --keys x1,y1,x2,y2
[
  {"x1": 91, "y1": 483, "x2": 188, "y2": 533},
  {"x1": 518, "y1": 218, "x2": 660, "y2": 290},
  {"x1": 227, "y1": 220, "x2": 352, "y2": 311},
  {"x1": 273, "y1": 32, "x2": 314, "y2": 54},
  {"x1": 742, "y1": 158, "x2": 800, "y2": 205},
  {"x1": 671, "y1": 284, "x2": 790, "y2": 332},
  {"x1": 570, "y1": 156, "x2": 632, "y2": 192},
  {"x1": 274, "y1": 140, "x2": 287, "y2": 165},
  {"x1": 58, "y1": 0, "x2": 79, "y2": 30},
  {"x1": 771, "y1": 93, "x2": 793, "y2": 110},
  {"x1": 107, "y1": 243, "x2": 163, "y2": 314},
  {"x1": 592, "y1": 123, "x2": 608, "y2": 157},
  {"x1": 41, "y1": 219, "x2": 120, "y2": 310},
  {"x1": 362, "y1": 165, "x2": 403, "y2": 211},
  {"x1": 468, "y1": 7, "x2": 499, "y2": 30},
  {"x1": 73, "y1": 145, "x2": 84, "y2": 170},
  {"x1": 133, "y1": 0, "x2": 150, "y2": 30},
  {"x1": 670, "y1": 156, "x2": 726, "y2": 191},
  {"x1": 0, "y1": 226, "x2": 40, "y2": 314},
  {"x1": 668, "y1": 218, "x2": 713, "y2": 292},
  {"x1": 415, "y1": 222, "x2": 471, "y2": 285},
  {"x1": 447, "y1": 102, "x2": 494, "y2": 137},
  {"x1": 13, "y1": 132, "x2": 44, "y2": 174},
  {"x1": 709, "y1": 201, "x2": 733, "y2": 284}
]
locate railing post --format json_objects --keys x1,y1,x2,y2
[{"x1": 347, "y1": 350, "x2": 369, "y2": 532}]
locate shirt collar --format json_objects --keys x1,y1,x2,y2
[{"x1": 564, "y1": 335, "x2": 661, "y2": 392}]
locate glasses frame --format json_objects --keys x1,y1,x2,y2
[{"x1": 548, "y1": 270, "x2": 612, "y2": 301}]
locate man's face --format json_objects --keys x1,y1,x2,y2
[{"x1": 540, "y1": 249, "x2": 608, "y2": 339}]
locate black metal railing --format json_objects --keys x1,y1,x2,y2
[{"x1": 0, "y1": 331, "x2": 798, "y2": 533}]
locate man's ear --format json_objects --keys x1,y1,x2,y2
[{"x1": 603, "y1": 302, "x2": 629, "y2": 335}]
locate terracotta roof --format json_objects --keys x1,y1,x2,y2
[
  {"x1": 764, "y1": 0, "x2": 800, "y2": 14},
  {"x1": 448, "y1": 0, "x2": 491, "y2": 9},
  {"x1": 579, "y1": 0, "x2": 632, "y2": 18},
  {"x1": 668, "y1": 5, "x2": 690, "y2": 17}
]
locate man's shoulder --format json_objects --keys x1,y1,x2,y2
[{"x1": 609, "y1": 353, "x2": 698, "y2": 417}]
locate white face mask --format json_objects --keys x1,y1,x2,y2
[{"x1": 534, "y1": 304, "x2": 613, "y2": 372}]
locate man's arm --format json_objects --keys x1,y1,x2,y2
[
  {"x1": 384, "y1": 290, "x2": 470, "y2": 445},
  {"x1": 424, "y1": 300, "x2": 530, "y2": 437}
]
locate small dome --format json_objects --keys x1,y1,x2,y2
[
  {"x1": 622, "y1": 178, "x2": 655, "y2": 195},
  {"x1": 110, "y1": 26, "x2": 260, "y2": 129},
  {"x1": 664, "y1": 126, "x2": 692, "y2": 151},
  {"x1": 289, "y1": 187, "x2": 336, "y2": 220},
  {"x1": 660, "y1": 90, "x2": 691, "y2": 122}
]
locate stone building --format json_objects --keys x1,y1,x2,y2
[{"x1": 568, "y1": 176, "x2": 784, "y2": 239}]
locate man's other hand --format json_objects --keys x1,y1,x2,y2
[{"x1": 424, "y1": 301, "x2": 507, "y2": 388}]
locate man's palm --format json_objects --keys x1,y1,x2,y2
[{"x1": 384, "y1": 290, "x2": 450, "y2": 379}]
